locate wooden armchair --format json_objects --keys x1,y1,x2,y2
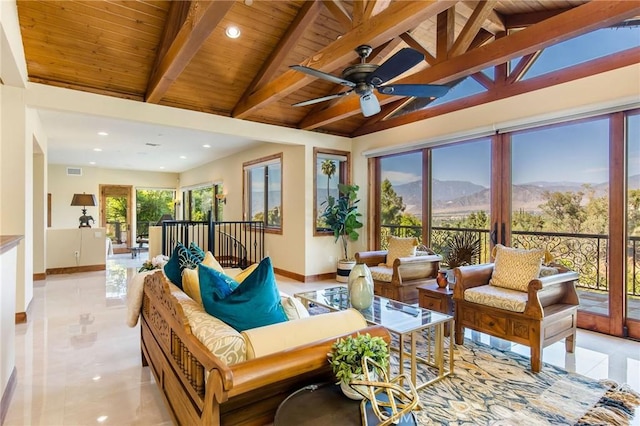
[
  {"x1": 355, "y1": 248, "x2": 441, "y2": 304},
  {"x1": 452, "y1": 262, "x2": 580, "y2": 373}
]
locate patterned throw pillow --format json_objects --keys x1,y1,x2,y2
[
  {"x1": 386, "y1": 236, "x2": 418, "y2": 267},
  {"x1": 163, "y1": 242, "x2": 199, "y2": 289},
  {"x1": 189, "y1": 242, "x2": 206, "y2": 262},
  {"x1": 201, "y1": 257, "x2": 288, "y2": 332},
  {"x1": 489, "y1": 244, "x2": 544, "y2": 292}
]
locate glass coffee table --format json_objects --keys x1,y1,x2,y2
[{"x1": 295, "y1": 286, "x2": 454, "y2": 390}]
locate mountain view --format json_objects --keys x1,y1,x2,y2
[{"x1": 389, "y1": 174, "x2": 640, "y2": 218}]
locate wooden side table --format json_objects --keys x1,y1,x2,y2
[{"x1": 417, "y1": 282, "x2": 454, "y2": 335}]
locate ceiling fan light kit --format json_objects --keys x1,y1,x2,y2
[{"x1": 290, "y1": 45, "x2": 450, "y2": 117}]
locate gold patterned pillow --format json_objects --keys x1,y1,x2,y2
[
  {"x1": 386, "y1": 236, "x2": 418, "y2": 267},
  {"x1": 489, "y1": 244, "x2": 544, "y2": 292}
]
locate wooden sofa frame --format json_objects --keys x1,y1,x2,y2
[
  {"x1": 355, "y1": 249, "x2": 440, "y2": 304},
  {"x1": 452, "y1": 263, "x2": 580, "y2": 373},
  {"x1": 140, "y1": 271, "x2": 390, "y2": 425}
]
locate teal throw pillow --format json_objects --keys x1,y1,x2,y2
[
  {"x1": 163, "y1": 242, "x2": 199, "y2": 289},
  {"x1": 201, "y1": 257, "x2": 288, "y2": 332},
  {"x1": 189, "y1": 242, "x2": 206, "y2": 262},
  {"x1": 197, "y1": 263, "x2": 239, "y2": 299}
]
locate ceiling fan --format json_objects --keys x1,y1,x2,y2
[{"x1": 290, "y1": 45, "x2": 450, "y2": 117}]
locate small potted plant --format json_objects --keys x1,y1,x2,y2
[
  {"x1": 327, "y1": 333, "x2": 389, "y2": 399},
  {"x1": 440, "y1": 231, "x2": 480, "y2": 286}
]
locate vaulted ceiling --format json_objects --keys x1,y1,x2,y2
[{"x1": 16, "y1": 0, "x2": 640, "y2": 138}]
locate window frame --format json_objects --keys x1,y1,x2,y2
[
  {"x1": 314, "y1": 147, "x2": 351, "y2": 236},
  {"x1": 243, "y1": 153, "x2": 283, "y2": 234}
]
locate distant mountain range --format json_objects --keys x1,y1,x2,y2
[{"x1": 393, "y1": 174, "x2": 640, "y2": 216}]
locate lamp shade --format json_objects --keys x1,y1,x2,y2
[{"x1": 71, "y1": 193, "x2": 97, "y2": 207}]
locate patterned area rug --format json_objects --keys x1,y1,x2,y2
[
  {"x1": 310, "y1": 305, "x2": 639, "y2": 425},
  {"x1": 407, "y1": 339, "x2": 640, "y2": 425}
]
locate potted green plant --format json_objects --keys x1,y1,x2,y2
[
  {"x1": 321, "y1": 183, "x2": 363, "y2": 281},
  {"x1": 328, "y1": 333, "x2": 390, "y2": 399}
]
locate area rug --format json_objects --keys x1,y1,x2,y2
[
  {"x1": 310, "y1": 305, "x2": 639, "y2": 425},
  {"x1": 403, "y1": 339, "x2": 639, "y2": 425}
]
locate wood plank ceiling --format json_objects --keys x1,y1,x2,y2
[{"x1": 16, "y1": 1, "x2": 640, "y2": 137}]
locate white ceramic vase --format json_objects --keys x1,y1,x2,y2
[{"x1": 348, "y1": 264, "x2": 374, "y2": 310}]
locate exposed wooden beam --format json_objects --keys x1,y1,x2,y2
[
  {"x1": 322, "y1": 0, "x2": 352, "y2": 31},
  {"x1": 469, "y1": 28, "x2": 494, "y2": 50},
  {"x1": 153, "y1": 1, "x2": 191, "y2": 71},
  {"x1": 457, "y1": 0, "x2": 505, "y2": 34},
  {"x1": 470, "y1": 71, "x2": 494, "y2": 90},
  {"x1": 450, "y1": 0, "x2": 498, "y2": 57},
  {"x1": 399, "y1": 32, "x2": 437, "y2": 66},
  {"x1": 352, "y1": 0, "x2": 365, "y2": 27},
  {"x1": 232, "y1": 0, "x2": 458, "y2": 119},
  {"x1": 146, "y1": 0, "x2": 234, "y2": 104},
  {"x1": 506, "y1": 51, "x2": 541, "y2": 84},
  {"x1": 299, "y1": 1, "x2": 640, "y2": 130},
  {"x1": 504, "y1": 8, "x2": 572, "y2": 29},
  {"x1": 354, "y1": 46, "x2": 640, "y2": 136},
  {"x1": 437, "y1": 7, "x2": 456, "y2": 61},
  {"x1": 363, "y1": 0, "x2": 392, "y2": 21},
  {"x1": 242, "y1": 1, "x2": 321, "y2": 95}
]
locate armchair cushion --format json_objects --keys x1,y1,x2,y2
[
  {"x1": 489, "y1": 244, "x2": 544, "y2": 292},
  {"x1": 369, "y1": 266, "x2": 394, "y2": 283},
  {"x1": 386, "y1": 236, "x2": 418, "y2": 267},
  {"x1": 464, "y1": 285, "x2": 528, "y2": 313}
]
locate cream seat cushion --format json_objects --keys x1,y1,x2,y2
[
  {"x1": 369, "y1": 265, "x2": 393, "y2": 283},
  {"x1": 489, "y1": 244, "x2": 544, "y2": 292},
  {"x1": 241, "y1": 308, "x2": 367, "y2": 360},
  {"x1": 464, "y1": 285, "x2": 528, "y2": 313}
]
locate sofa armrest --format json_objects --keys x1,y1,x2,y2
[
  {"x1": 355, "y1": 250, "x2": 388, "y2": 266},
  {"x1": 393, "y1": 255, "x2": 441, "y2": 282},
  {"x1": 524, "y1": 270, "x2": 580, "y2": 317},
  {"x1": 226, "y1": 324, "x2": 390, "y2": 398},
  {"x1": 453, "y1": 263, "x2": 495, "y2": 301}
]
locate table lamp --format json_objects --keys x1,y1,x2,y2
[{"x1": 71, "y1": 193, "x2": 97, "y2": 228}]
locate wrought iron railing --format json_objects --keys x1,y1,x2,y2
[
  {"x1": 161, "y1": 216, "x2": 264, "y2": 268},
  {"x1": 380, "y1": 224, "x2": 640, "y2": 297}
]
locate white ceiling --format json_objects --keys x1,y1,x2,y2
[{"x1": 38, "y1": 109, "x2": 262, "y2": 174}]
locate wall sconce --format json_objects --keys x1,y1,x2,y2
[
  {"x1": 70, "y1": 193, "x2": 97, "y2": 228},
  {"x1": 215, "y1": 193, "x2": 227, "y2": 205}
]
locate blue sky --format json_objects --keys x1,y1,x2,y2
[{"x1": 380, "y1": 25, "x2": 640, "y2": 188}]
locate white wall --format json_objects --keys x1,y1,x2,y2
[
  {"x1": 47, "y1": 164, "x2": 179, "y2": 231},
  {"x1": 46, "y1": 228, "x2": 106, "y2": 269}
]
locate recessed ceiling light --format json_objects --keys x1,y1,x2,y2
[
  {"x1": 97, "y1": 416, "x2": 108, "y2": 423},
  {"x1": 179, "y1": 155, "x2": 187, "y2": 159},
  {"x1": 225, "y1": 26, "x2": 241, "y2": 39},
  {"x1": 159, "y1": 166, "x2": 165, "y2": 170},
  {"x1": 89, "y1": 161, "x2": 96, "y2": 165},
  {"x1": 203, "y1": 144, "x2": 211, "y2": 148},
  {"x1": 93, "y1": 148, "x2": 102, "y2": 152},
  {"x1": 97, "y1": 131, "x2": 108, "y2": 136}
]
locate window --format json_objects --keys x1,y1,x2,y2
[
  {"x1": 136, "y1": 188, "x2": 175, "y2": 237},
  {"x1": 314, "y1": 148, "x2": 350, "y2": 234},
  {"x1": 182, "y1": 183, "x2": 224, "y2": 222},
  {"x1": 244, "y1": 154, "x2": 282, "y2": 232}
]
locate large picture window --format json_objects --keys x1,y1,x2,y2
[
  {"x1": 314, "y1": 148, "x2": 350, "y2": 235},
  {"x1": 244, "y1": 153, "x2": 282, "y2": 232}
]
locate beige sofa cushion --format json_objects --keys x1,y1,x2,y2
[
  {"x1": 280, "y1": 291, "x2": 309, "y2": 320},
  {"x1": 489, "y1": 244, "x2": 544, "y2": 292},
  {"x1": 169, "y1": 283, "x2": 247, "y2": 365},
  {"x1": 386, "y1": 236, "x2": 418, "y2": 267},
  {"x1": 241, "y1": 308, "x2": 367, "y2": 360},
  {"x1": 464, "y1": 285, "x2": 528, "y2": 313},
  {"x1": 370, "y1": 265, "x2": 393, "y2": 282}
]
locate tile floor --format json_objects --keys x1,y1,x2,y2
[{"x1": 4, "y1": 253, "x2": 640, "y2": 425}]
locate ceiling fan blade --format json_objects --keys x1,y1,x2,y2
[
  {"x1": 366, "y1": 48, "x2": 424, "y2": 86},
  {"x1": 292, "y1": 90, "x2": 353, "y2": 107},
  {"x1": 360, "y1": 93, "x2": 381, "y2": 117},
  {"x1": 290, "y1": 65, "x2": 355, "y2": 87},
  {"x1": 377, "y1": 84, "x2": 450, "y2": 98}
]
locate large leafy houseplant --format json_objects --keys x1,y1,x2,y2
[
  {"x1": 321, "y1": 183, "x2": 363, "y2": 260},
  {"x1": 327, "y1": 333, "x2": 390, "y2": 385}
]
